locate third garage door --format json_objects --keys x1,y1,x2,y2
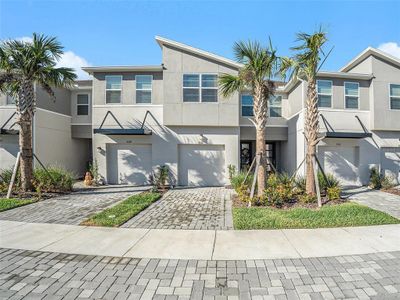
[{"x1": 178, "y1": 144, "x2": 226, "y2": 186}]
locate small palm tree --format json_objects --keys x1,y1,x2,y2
[
  {"x1": 281, "y1": 29, "x2": 329, "y2": 198},
  {"x1": 219, "y1": 40, "x2": 280, "y2": 198},
  {"x1": 0, "y1": 33, "x2": 76, "y2": 191}
]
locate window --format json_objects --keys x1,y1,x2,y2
[
  {"x1": 77, "y1": 94, "x2": 89, "y2": 115},
  {"x1": 317, "y1": 80, "x2": 332, "y2": 108},
  {"x1": 269, "y1": 95, "x2": 282, "y2": 117},
  {"x1": 241, "y1": 94, "x2": 282, "y2": 117},
  {"x1": 344, "y1": 82, "x2": 359, "y2": 109},
  {"x1": 105, "y1": 75, "x2": 122, "y2": 103},
  {"x1": 183, "y1": 74, "x2": 218, "y2": 102},
  {"x1": 6, "y1": 94, "x2": 15, "y2": 105},
  {"x1": 390, "y1": 84, "x2": 400, "y2": 110},
  {"x1": 136, "y1": 75, "x2": 152, "y2": 103},
  {"x1": 241, "y1": 94, "x2": 254, "y2": 116}
]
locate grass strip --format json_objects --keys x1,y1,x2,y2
[
  {"x1": 81, "y1": 192, "x2": 161, "y2": 227},
  {"x1": 233, "y1": 202, "x2": 400, "y2": 230},
  {"x1": 0, "y1": 198, "x2": 37, "y2": 212}
]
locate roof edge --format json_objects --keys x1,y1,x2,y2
[
  {"x1": 155, "y1": 35, "x2": 243, "y2": 69},
  {"x1": 82, "y1": 65, "x2": 164, "y2": 74}
]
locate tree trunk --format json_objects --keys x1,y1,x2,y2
[
  {"x1": 304, "y1": 80, "x2": 319, "y2": 195},
  {"x1": 256, "y1": 126, "x2": 266, "y2": 197},
  {"x1": 17, "y1": 80, "x2": 35, "y2": 192},
  {"x1": 18, "y1": 113, "x2": 34, "y2": 192}
]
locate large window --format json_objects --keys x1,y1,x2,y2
[
  {"x1": 183, "y1": 74, "x2": 218, "y2": 102},
  {"x1": 241, "y1": 94, "x2": 282, "y2": 117},
  {"x1": 136, "y1": 75, "x2": 152, "y2": 103},
  {"x1": 390, "y1": 84, "x2": 400, "y2": 110},
  {"x1": 317, "y1": 80, "x2": 332, "y2": 108},
  {"x1": 344, "y1": 82, "x2": 359, "y2": 109},
  {"x1": 105, "y1": 75, "x2": 122, "y2": 103},
  {"x1": 77, "y1": 94, "x2": 89, "y2": 115}
]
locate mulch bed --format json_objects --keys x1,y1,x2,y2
[
  {"x1": 232, "y1": 193, "x2": 347, "y2": 209},
  {"x1": 382, "y1": 188, "x2": 400, "y2": 197}
]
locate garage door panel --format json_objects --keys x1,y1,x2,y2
[
  {"x1": 318, "y1": 146, "x2": 360, "y2": 186},
  {"x1": 0, "y1": 136, "x2": 19, "y2": 170},
  {"x1": 381, "y1": 148, "x2": 400, "y2": 184},
  {"x1": 179, "y1": 145, "x2": 226, "y2": 186},
  {"x1": 107, "y1": 144, "x2": 152, "y2": 185}
]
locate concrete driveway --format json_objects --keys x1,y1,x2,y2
[{"x1": 0, "y1": 185, "x2": 146, "y2": 225}]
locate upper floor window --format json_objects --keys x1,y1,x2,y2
[
  {"x1": 390, "y1": 84, "x2": 400, "y2": 110},
  {"x1": 105, "y1": 75, "x2": 122, "y2": 104},
  {"x1": 241, "y1": 94, "x2": 282, "y2": 117},
  {"x1": 344, "y1": 82, "x2": 359, "y2": 109},
  {"x1": 136, "y1": 75, "x2": 152, "y2": 103},
  {"x1": 77, "y1": 94, "x2": 89, "y2": 115},
  {"x1": 317, "y1": 80, "x2": 332, "y2": 108},
  {"x1": 183, "y1": 74, "x2": 218, "y2": 102},
  {"x1": 6, "y1": 94, "x2": 16, "y2": 105}
]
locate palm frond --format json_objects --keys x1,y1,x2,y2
[{"x1": 218, "y1": 73, "x2": 243, "y2": 97}]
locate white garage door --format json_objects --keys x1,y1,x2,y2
[
  {"x1": 0, "y1": 135, "x2": 19, "y2": 170},
  {"x1": 107, "y1": 144, "x2": 152, "y2": 185},
  {"x1": 318, "y1": 146, "x2": 360, "y2": 187},
  {"x1": 178, "y1": 145, "x2": 226, "y2": 186},
  {"x1": 381, "y1": 147, "x2": 400, "y2": 184}
]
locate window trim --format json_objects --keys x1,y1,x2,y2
[
  {"x1": 182, "y1": 73, "x2": 218, "y2": 103},
  {"x1": 135, "y1": 74, "x2": 153, "y2": 104},
  {"x1": 317, "y1": 79, "x2": 333, "y2": 108},
  {"x1": 389, "y1": 83, "x2": 400, "y2": 110},
  {"x1": 344, "y1": 81, "x2": 360, "y2": 110},
  {"x1": 76, "y1": 93, "x2": 90, "y2": 116},
  {"x1": 105, "y1": 75, "x2": 123, "y2": 104}
]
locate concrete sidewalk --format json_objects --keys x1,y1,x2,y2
[{"x1": 1, "y1": 220, "x2": 399, "y2": 260}]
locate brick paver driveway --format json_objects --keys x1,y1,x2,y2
[
  {"x1": 122, "y1": 187, "x2": 233, "y2": 230},
  {"x1": 1, "y1": 248, "x2": 399, "y2": 299},
  {"x1": 0, "y1": 186, "x2": 147, "y2": 225}
]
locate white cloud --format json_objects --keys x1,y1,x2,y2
[
  {"x1": 15, "y1": 36, "x2": 91, "y2": 80},
  {"x1": 378, "y1": 42, "x2": 400, "y2": 59},
  {"x1": 56, "y1": 51, "x2": 91, "y2": 80}
]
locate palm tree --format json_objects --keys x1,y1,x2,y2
[
  {"x1": 281, "y1": 29, "x2": 329, "y2": 197},
  {"x1": 0, "y1": 33, "x2": 76, "y2": 191},
  {"x1": 219, "y1": 40, "x2": 280, "y2": 198}
]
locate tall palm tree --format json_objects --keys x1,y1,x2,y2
[
  {"x1": 219, "y1": 40, "x2": 280, "y2": 198},
  {"x1": 281, "y1": 29, "x2": 329, "y2": 196},
  {"x1": 0, "y1": 33, "x2": 76, "y2": 191}
]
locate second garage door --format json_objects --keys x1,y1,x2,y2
[
  {"x1": 381, "y1": 147, "x2": 400, "y2": 184},
  {"x1": 318, "y1": 146, "x2": 360, "y2": 186},
  {"x1": 107, "y1": 144, "x2": 152, "y2": 185},
  {"x1": 178, "y1": 144, "x2": 226, "y2": 186}
]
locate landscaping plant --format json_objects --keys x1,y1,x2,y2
[
  {"x1": 153, "y1": 165, "x2": 170, "y2": 191},
  {"x1": 369, "y1": 167, "x2": 395, "y2": 190}
]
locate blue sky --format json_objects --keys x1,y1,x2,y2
[{"x1": 1, "y1": 0, "x2": 399, "y2": 79}]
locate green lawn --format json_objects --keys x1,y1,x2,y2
[
  {"x1": 0, "y1": 198, "x2": 37, "y2": 212},
  {"x1": 81, "y1": 192, "x2": 161, "y2": 227},
  {"x1": 233, "y1": 202, "x2": 400, "y2": 230}
]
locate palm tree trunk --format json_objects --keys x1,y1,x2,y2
[
  {"x1": 304, "y1": 80, "x2": 319, "y2": 195},
  {"x1": 19, "y1": 113, "x2": 34, "y2": 191},
  {"x1": 256, "y1": 126, "x2": 266, "y2": 197}
]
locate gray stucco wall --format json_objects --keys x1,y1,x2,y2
[{"x1": 35, "y1": 85, "x2": 71, "y2": 115}]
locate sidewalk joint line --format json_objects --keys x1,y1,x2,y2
[
  {"x1": 211, "y1": 230, "x2": 217, "y2": 260},
  {"x1": 121, "y1": 228, "x2": 152, "y2": 257},
  {"x1": 281, "y1": 229, "x2": 302, "y2": 258}
]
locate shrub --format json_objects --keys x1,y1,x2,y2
[
  {"x1": 294, "y1": 175, "x2": 306, "y2": 194},
  {"x1": 369, "y1": 167, "x2": 395, "y2": 190},
  {"x1": 0, "y1": 169, "x2": 17, "y2": 193},
  {"x1": 381, "y1": 176, "x2": 396, "y2": 190},
  {"x1": 231, "y1": 172, "x2": 254, "y2": 193},
  {"x1": 264, "y1": 173, "x2": 295, "y2": 207},
  {"x1": 152, "y1": 165, "x2": 170, "y2": 190},
  {"x1": 227, "y1": 164, "x2": 236, "y2": 180},
  {"x1": 33, "y1": 167, "x2": 74, "y2": 193},
  {"x1": 327, "y1": 186, "x2": 341, "y2": 200},
  {"x1": 88, "y1": 159, "x2": 99, "y2": 184},
  {"x1": 298, "y1": 193, "x2": 317, "y2": 204},
  {"x1": 318, "y1": 172, "x2": 340, "y2": 190}
]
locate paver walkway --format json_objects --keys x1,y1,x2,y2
[
  {"x1": 1, "y1": 248, "x2": 399, "y2": 300},
  {"x1": 122, "y1": 187, "x2": 233, "y2": 230},
  {"x1": 344, "y1": 186, "x2": 400, "y2": 219},
  {"x1": 0, "y1": 186, "x2": 146, "y2": 225}
]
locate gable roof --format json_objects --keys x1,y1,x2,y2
[
  {"x1": 340, "y1": 47, "x2": 400, "y2": 72},
  {"x1": 155, "y1": 36, "x2": 243, "y2": 69}
]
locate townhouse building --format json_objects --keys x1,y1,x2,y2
[{"x1": 1, "y1": 36, "x2": 399, "y2": 187}]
